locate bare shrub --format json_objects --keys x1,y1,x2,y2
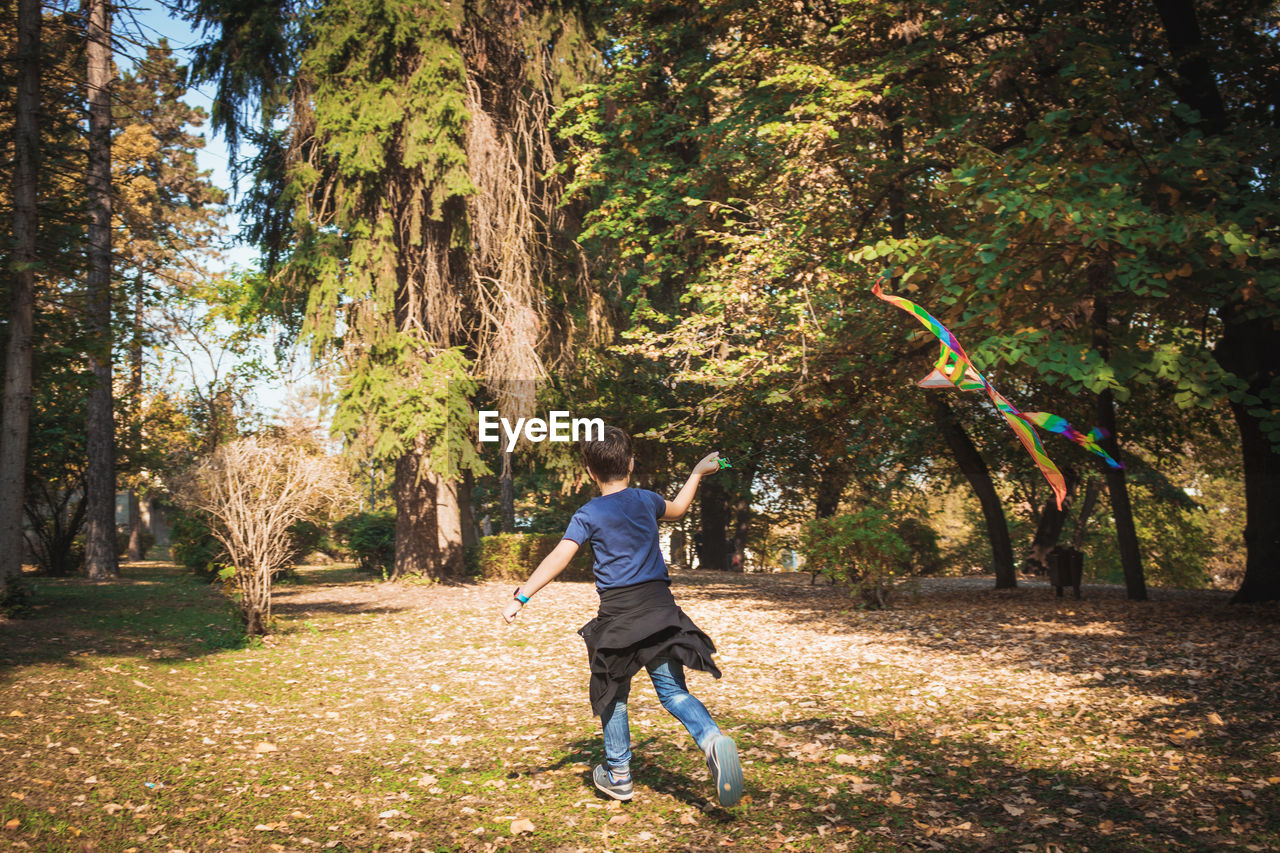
[{"x1": 173, "y1": 436, "x2": 354, "y2": 634}]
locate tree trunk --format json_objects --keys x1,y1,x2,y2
[
  {"x1": 669, "y1": 524, "x2": 686, "y2": 568},
  {"x1": 1151, "y1": 0, "x2": 1228, "y2": 133},
  {"x1": 814, "y1": 461, "x2": 850, "y2": 518},
  {"x1": 435, "y1": 473, "x2": 464, "y2": 575},
  {"x1": 1071, "y1": 475, "x2": 1100, "y2": 551},
  {"x1": 127, "y1": 276, "x2": 144, "y2": 561},
  {"x1": 731, "y1": 461, "x2": 758, "y2": 571},
  {"x1": 500, "y1": 450, "x2": 515, "y2": 533},
  {"x1": 1216, "y1": 311, "x2": 1280, "y2": 602},
  {"x1": 83, "y1": 0, "x2": 118, "y2": 580},
  {"x1": 699, "y1": 481, "x2": 730, "y2": 571},
  {"x1": 1150, "y1": 1, "x2": 1277, "y2": 602},
  {"x1": 393, "y1": 441, "x2": 439, "y2": 580},
  {"x1": 1092, "y1": 292, "x2": 1147, "y2": 600},
  {"x1": 0, "y1": 0, "x2": 40, "y2": 600},
  {"x1": 1027, "y1": 466, "x2": 1080, "y2": 571},
  {"x1": 460, "y1": 468, "x2": 477, "y2": 547},
  {"x1": 928, "y1": 395, "x2": 1016, "y2": 587}
]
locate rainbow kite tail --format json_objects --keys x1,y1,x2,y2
[
  {"x1": 986, "y1": 391, "x2": 1069, "y2": 510},
  {"x1": 1024, "y1": 413, "x2": 1125, "y2": 470}
]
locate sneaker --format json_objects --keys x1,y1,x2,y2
[
  {"x1": 592, "y1": 763, "x2": 634, "y2": 801},
  {"x1": 705, "y1": 733, "x2": 743, "y2": 807}
]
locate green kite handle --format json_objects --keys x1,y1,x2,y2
[{"x1": 718, "y1": 457, "x2": 732, "y2": 470}]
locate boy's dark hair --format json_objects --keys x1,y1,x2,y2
[{"x1": 581, "y1": 426, "x2": 632, "y2": 482}]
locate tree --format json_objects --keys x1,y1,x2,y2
[
  {"x1": 1147, "y1": 0, "x2": 1280, "y2": 603},
  {"x1": 173, "y1": 435, "x2": 352, "y2": 634},
  {"x1": 82, "y1": 0, "x2": 117, "y2": 579},
  {"x1": 184, "y1": 0, "x2": 599, "y2": 579},
  {"x1": 113, "y1": 40, "x2": 227, "y2": 560},
  {"x1": 0, "y1": 0, "x2": 41, "y2": 607}
]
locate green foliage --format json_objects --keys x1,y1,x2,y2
[
  {"x1": 285, "y1": 519, "x2": 328, "y2": 566},
  {"x1": 332, "y1": 345, "x2": 485, "y2": 479},
  {"x1": 332, "y1": 511, "x2": 396, "y2": 574},
  {"x1": 894, "y1": 517, "x2": 942, "y2": 576},
  {"x1": 171, "y1": 501, "x2": 339, "y2": 582},
  {"x1": 169, "y1": 508, "x2": 228, "y2": 581},
  {"x1": 468, "y1": 533, "x2": 592, "y2": 583},
  {"x1": 0, "y1": 573, "x2": 34, "y2": 618},
  {"x1": 801, "y1": 510, "x2": 911, "y2": 609}
]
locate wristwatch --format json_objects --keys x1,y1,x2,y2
[{"x1": 513, "y1": 587, "x2": 531, "y2": 605}]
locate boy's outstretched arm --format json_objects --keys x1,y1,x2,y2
[
  {"x1": 501, "y1": 538, "x2": 580, "y2": 623},
  {"x1": 661, "y1": 451, "x2": 721, "y2": 521}
]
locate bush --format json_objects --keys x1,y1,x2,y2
[
  {"x1": 894, "y1": 517, "x2": 942, "y2": 575},
  {"x1": 23, "y1": 483, "x2": 86, "y2": 577},
  {"x1": 1, "y1": 574, "x2": 34, "y2": 617},
  {"x1": 333, "y1": 511, "x2": 395, "y2": 575},
  {"x1": 169, "y1": 508, "x2": 227, "y2": 581},
  {"x1": 285, "y1": 519, "x2": 328, "y2": 568},
  {"x1": 171, "y1": 508, "x2": 326, "y2": 582},
  {"x1": 801, "y1": 509, "x2": 911, "y2": 608},
  {"x1": 470, "y1": 533, "x2": 593, "y2": 583}
]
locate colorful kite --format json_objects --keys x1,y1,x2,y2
[
  {"x1": 872, "y1": 277, "x2": 1071, "y2": 508},
  {"x1": 1023, "y1": 412, "x2": 1123, "y2": 470}
]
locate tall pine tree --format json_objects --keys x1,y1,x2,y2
[{"x1": 184, "y1": 0, "x2": 599, "y2": 577}]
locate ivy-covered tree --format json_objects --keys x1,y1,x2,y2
[{"x1": 184, "y1": 0, "x2": 600, "y2": 578}]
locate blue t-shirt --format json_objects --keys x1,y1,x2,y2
[{"x1": 562, "y1": 488, "x2": 669, "y2": 590}]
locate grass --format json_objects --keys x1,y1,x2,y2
[{"x1": 1, "y1": 563, "x2": 1277, "y2": 852}]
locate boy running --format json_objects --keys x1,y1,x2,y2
[{"x1": 500, "y1": 426, "x2": 743, "y2": 807}]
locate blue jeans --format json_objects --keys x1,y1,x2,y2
[{"x1": 600, "y1": 657, "x2": 721, "y2": 771}]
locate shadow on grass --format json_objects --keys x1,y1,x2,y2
[
  {"x1": 0, "y1": 562, "x2": 414, "y2": 675},
  {"x1": 673, "y1": 570, "x2": 1280, "y2": 762},
  {"x1": 505, "y1": 713, "x2": 1259, "y2": 851},
  {"x1": 0, "y1": 563, "x2": 254, "y2": 674}
]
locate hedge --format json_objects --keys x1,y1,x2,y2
[{"x1": 467, "y1": 533, "x2": 594, "y2": 583}]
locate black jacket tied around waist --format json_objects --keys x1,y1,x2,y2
[{"x1": 577, "y1": 579, "x2": 721, "y2": 717}]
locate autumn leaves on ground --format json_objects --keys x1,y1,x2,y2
[{"x1": 1, "y1": 565, "x2": 1277, "y2": 853}]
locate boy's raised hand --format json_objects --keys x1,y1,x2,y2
[
  {"x1": 694, "y1": 451, "x2": 721, "y2": 477},
  {"x1": 501, "y1": 599, "x2": 523, "y2": 624}
]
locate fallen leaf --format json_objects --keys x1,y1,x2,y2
[
  {"x1": 1003, "y1": 803, "x2": 1025, "y2": 816},
  {"x1": 4, "y1": 818, "x2": 19, "y2": 830},
  {"x1": 834, "y1": 753, "x2": 857, "y2": 765},
  {"x1": 1207, "y1": 712, "x2": 1225, "y2": 726},
  {"x1": 680, "y1": 812, "x2": 698, "y2": 825},
  {"x1": 609, "y1": 814, "x2": 629, "y2": 825},
  {"x1": 254, "y1": 742, "x2": 278, "y2": 753},
  {"x1": 510, "y1": 818, "x2": 535, "y2": 835}
]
